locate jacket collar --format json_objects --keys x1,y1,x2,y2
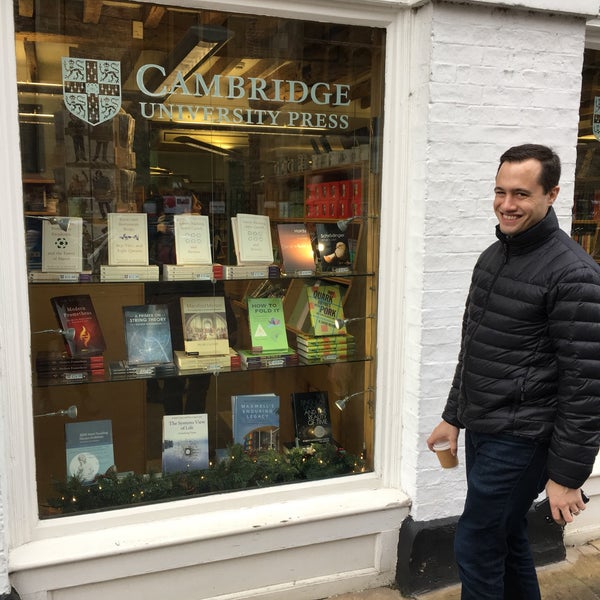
[{"x1": 495, "y1": 206, "x2": 559, "y2": 254}]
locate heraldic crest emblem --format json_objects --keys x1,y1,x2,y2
[{"x1": 62, "y1": 57, "x2": 121, "y2": 126}]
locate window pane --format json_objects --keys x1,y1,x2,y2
[{"x1": 16, "y1": 0, "x2": 384, "y2": 516}]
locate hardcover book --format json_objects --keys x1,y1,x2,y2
[
  {"x1": 42, "y1": 217, "x2": 83, "y2": 273},
  {"x1": 231, "y1": 393, "x2": 280, "y2": 451},
  {"x1": 180, "y1": 296, "x2": 229, "y2": 356},
  {"x1": 291, "y1": 391, "x2": 332, "y2": 445},
  {"x1": 174, "y1": 214, "x2": 212, "y2": 265},
  {"x1": 231, "y1": 213, "x2": 274, "y2": 265},
  {"x1": 122, "y1": 304, "x2": 174, "y2": 365},
  {"x1": 276, "y1": 223, "x2": 315, "y2": 276},
  {"x1": 247, "y1": 297, "x2": 288, "y2": 353},
  {"x1": 315, "y1": 222, "x2": 352, "y2": 272},
  {"x1": 51, "y1": 294, "x2": 106, "y2": 357},
  {"x1": 162, "y1": 413, "x2": 209, "y2": 474},
  {"x1": 107, "y1": 212, "x2": 149, "y2": 266},
  {"x1": 65, "y1": 419, "x2": 114, "y2": 483}
]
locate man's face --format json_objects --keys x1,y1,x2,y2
[{"x1": 493, "y1": 158, "x2": 559, "y2": 236}]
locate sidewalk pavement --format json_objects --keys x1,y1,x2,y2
[{"x1": 329, "y1": 538, "x2": 600, "y2": 600}]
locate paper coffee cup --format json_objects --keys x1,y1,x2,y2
[{"x1": 433, "y1": 440, "x2": 458, "y2": 469}]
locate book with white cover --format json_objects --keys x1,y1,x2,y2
[
  {"x1": 180, "y1": 296, "x2": 229, "y2": 356},
  {"x1": 231, "y1": 214, "x2": 274, "y2": 265},
  {"x1": 42, "y1": 217, "x2": 83, "y2": 272},
  {"x1": 174, "y1": 214, "x2": 212, "y2": 265},
  {"x1": 162, "y1": 414, "x2": 209, "y2": 474},
  {"x1": 107, "y1": 212, "x2": 149, "y2": 266}
]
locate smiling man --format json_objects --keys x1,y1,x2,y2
[{"x1": 427, "y1": 144, "x2": 600, "y2": 600}]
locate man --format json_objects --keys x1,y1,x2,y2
[{"x1": 427, "y1": 144, "x2": 600, "y2": 599}]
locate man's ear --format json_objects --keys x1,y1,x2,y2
[{"x1": 547, "y1": 185, "x2": 560, "y2": 205}]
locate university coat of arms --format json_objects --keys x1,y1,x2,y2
[{"x1": 62, "y1": 57, "x2": 121, "y2": 126}]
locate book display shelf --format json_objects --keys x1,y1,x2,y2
[{"x1": 18, "y1": 1, "x2": 384, "y2": 517}]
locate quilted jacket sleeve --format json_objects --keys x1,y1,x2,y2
[{"x1": 546, "y1": 263, "x2": 600, "y2": 488}]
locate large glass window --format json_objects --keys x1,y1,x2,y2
[
  {"x1": 16, "y1": 0, "x2": 384, "y2": 516},
  {"x1": 574, "y1": 48, "x2": 600, "y2": 254}
]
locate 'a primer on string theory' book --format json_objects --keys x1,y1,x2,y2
[
  {"x1": 122, "y1": 304, "x2": 174, "y2": 366},
  {"x1": 231, "y1": 213, "x2": 274, "y2": 265},
  {"x1": 107, "y1": 212, "x2": 149, "y2": 266},
  {"x1": 291, "y1": 390, "x2": 332, "y2": 445},
  {"x1": 231, "y1": 393, "x2": 280, "y2": 451},
  {"x1": 276, "y1": 223, "x2": 315, "y2": 276},
  {"x1": 162, "y1": 413, "x2": 209, "y2": 474},
  {"x1": 51, "y1": 294, "x2": 106, "y2": 357},
  {"x1": 42, "y1": 217, "x2": 83, "y2": 273},
  {"x1": 174, "y1": 214, "x2": 212, "y2": 265},
  {"x1": 180, "y1": 296, "x2": 229, "y2": 356},
  {"x1": 65, "y1": 419, "x2": 114, "y2": 483},
  {"x1": 247, "y1": 297, "x2": 288, "y2": 353}
]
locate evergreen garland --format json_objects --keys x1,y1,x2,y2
[{"x1": 48, "y1": 443, "x2": 365, "y2": 514}]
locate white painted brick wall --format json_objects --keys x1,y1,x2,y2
[{"x1": 403, "y1": 2, "x2": 588, "y2": 522}]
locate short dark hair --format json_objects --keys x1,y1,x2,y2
[{"x1": 498, "y1": 144, "x2": 561, "y2": 193}]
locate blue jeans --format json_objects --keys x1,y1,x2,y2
[{"x1": 455, "y1": 430, "x2": 549, "y2": 600}]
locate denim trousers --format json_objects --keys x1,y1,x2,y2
[{"x1": 454, "y1": 430, "x2": 549, "y2": 600}]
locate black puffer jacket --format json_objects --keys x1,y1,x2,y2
[{"x1": 442, "y1": 207, "x2": 600, "y2": 489}]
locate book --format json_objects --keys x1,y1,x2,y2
[
  {"x1": 174, "y1": 348, "x2": 240, "y2": 371},
  {"x1": 237, "y1": 348, "x2": 299, "y2": 370},
  {"x1": 163, "y1": 264, "x2": 215, "y2": 281},
  {"x1": 36, "y1": 351, "x2": 104, "y2": 379},
  {"x1": 42, "y1": 217, "x2": 83, "y2": 273},
  {"x1": 231, "y1": 393, "x2": 280, "y2": 451},
  {"x1": 276, "y1": 223, "x2": 315, "y2": 276},
  {"x1": 162, "y1": 413, "x2": 209, "y2": 474},
  {"x1": 51, "y1": 294, "x2": 106, "y2": 357},
  {"x1": 289, "y1": 282, "x2": 347, "y2": 336},
  {"x1": 231, "y1": 214, "x2": 274, "y2": 265},
  {"x1": 65, "y1": 420, "x2": 115, "y2": 483},
  {"x1": 100, "y1": 264, "x2": 159, "y2": 281},
  {"x1": 291, "y1": 391, "x2": 332, "y2": 445},
  {"x1": 179, "y1": 296, "x2": 230, "y2": 356},
  {"x1": 174, "y1": 214, "x2": 212, "y2": 265},
  {"x1": 247, "y1": 297, "x2": 288, "y2": 353},
  {"x1": 315, "y1": 222, "x2": 352, "y2": 272},
  {"x1": 295, "y1": 332, "x2": 355, "y2": 349},
  {"x1": 223, "y1": 264, "x2": 278, "y2": 279},
  {"x1": 107, "y1": 212, "x2": 149, "y2": 266},
  {"x1": 122, "y1": 304, "x2": 174, "y2": 365},
  {"x1": 108, "y1": 360, "x2": 177, "y2": 379}
]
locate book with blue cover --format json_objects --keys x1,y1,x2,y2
[
  {"x1": 231, "y1": 393, "x2": 280, "y2": 451},
  {"x1": 65, "y1": 419, "x2": 114, "y2": 483},
  {"x1": 122, "y1": 304, "x2": 174, "y2": 365}
]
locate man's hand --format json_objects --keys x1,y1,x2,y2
[
  {"x1": 427, "y1": 421, "x2": 459, "y2": 456},
  {"x1": 545, "y1": 479, "x2": 588, "y2": 525}
]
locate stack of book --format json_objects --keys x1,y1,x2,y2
[
  {"x1": 295, "y1": 332, "x2": 355, "y2": 363},
  {"x1": 237, "y1": 348, "x2": 299, "y2": 369},
  {"x1": 36, "y1": 350, "x2": 105, "y2": 382}
]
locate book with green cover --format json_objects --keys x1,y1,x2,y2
[
  {"x1": 306, "y1": 282, "x2": 346, "y2": 336},
  {"x1": 247, "y1": 297, "x2": 288, "y2": 353}
]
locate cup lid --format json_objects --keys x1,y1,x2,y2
[{"x1": 433, "y1": 440, "x2": 451, "y2": 451}]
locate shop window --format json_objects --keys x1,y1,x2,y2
[
  {"x1": 15, "y1": 0, "x2": 384, "y2": 516},
  {"x1": 574, "y1": 48, "x2": 600, "y2": 255}
]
